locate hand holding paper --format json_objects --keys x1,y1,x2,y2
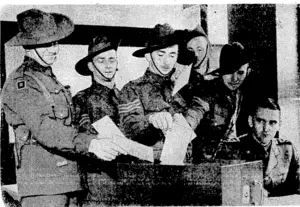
[
  {"x1": 92, "y1": 116, "x2": 154, "y2": 162},
  {"x1": 160, "y1": 113, "x2": 196, "y2": 165},
  {"x1": 88, "y1": 138, "x2": 127, "y2": 161},
  {"x1": 149, "y1": 112, "x2": 173, "y2": 131}
]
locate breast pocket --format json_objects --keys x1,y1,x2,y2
[{"x1": 53, "y1": 104, "x2": 72, "y2": 126}]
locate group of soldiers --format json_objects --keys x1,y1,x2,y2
[{"x1": 1, "y1": 8, "x2": 300, "y2": 207}]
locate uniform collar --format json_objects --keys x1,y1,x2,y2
[
  {"x1": 91, "y1": 80, "x2": 116, "y2": 93},
  {"x1": 24, "y1": 56, "x2": 53, "y2": 76},
  {"x1": 145, "y1": 68, "x2": 175, "y2": 84}
]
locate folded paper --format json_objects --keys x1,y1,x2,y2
[{"x1": 160, "y1": 113, "x2": 196, "y2": 165}]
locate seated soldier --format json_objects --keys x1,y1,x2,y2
[
  {"x1": 118, "y1": 23, "x2": 195, "y2": 163},
  {"x1": 218, "y1": 98, "x2": 300, "y2": 196},
  {"x1": 187, "y1": 42, "x2": 255, "y2": 163}
]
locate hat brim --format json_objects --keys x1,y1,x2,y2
[
  {"x1": 6, "y1": 12, "x2": 74, "y2": 46},
  {"x1": 208, "y1": 60, "x2": 250, "y2": 77},
  {"x1": 133, "y1": 42, "x2": 180, "y2": 58},
  {"x1": 133, "y1": 31, "x2": 182, "y2": 58},
  {"x1": 75, "y1": 46, "x2": 117, "y2": 76}
]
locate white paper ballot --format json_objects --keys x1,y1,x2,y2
[
  {"x1": 172, "y1": 64, "x2": 192, "y2": 96},
  {"x1": 160, "y1": 113, "x2": 196, "y2": 165},
  {"x1": 92, "y1": 116, "x2": 154, "y2": 162}
]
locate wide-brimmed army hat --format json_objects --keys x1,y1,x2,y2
[
  {"x1": 6, "y1": 8, "x2": 74, "y2": 46},
  {"x1": 209, "y1": 42, "x2": 250, "y2": 76},
  {"x1": 75, "y1": 35, "x2": 120, "y2": 76},
  {"x1": 133, "y1": 23, "x2": 181, "y2": 58}
]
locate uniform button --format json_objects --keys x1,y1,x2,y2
[
  {"x1": 55, "y1": 89, "x2": 59, "y2": 93},
  {"x1": 69, "y1": 103, "x2": 73, "y2": 106}
]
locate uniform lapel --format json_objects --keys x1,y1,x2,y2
[{"x1": 265, "y1": 139, "x2": 280, "y2": 175}]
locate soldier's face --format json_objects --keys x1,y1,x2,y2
[
  {"x1": 91, "y1": 49, "x2": 118, "y2": 80},
  {"x1": 187, "y1": 36, "x2": 208, "y2": 68},
  {"x1": 149, "y1": 44, "x2": 178, "y2": 76},
  {"x1": 35, "y1": 42, "x2": 59, "y2": 65},
  {"x1": 222, "y1": 63, "x2": 249, "y2": 91},
  {"x1": 249, "y1": 107, "x2": 280, "y2": 145}
]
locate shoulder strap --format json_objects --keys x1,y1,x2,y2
[{"x1": 24, "y1": 72, "x2": 55, "y2": 108}]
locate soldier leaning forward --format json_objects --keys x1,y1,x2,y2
[{"x1": 118, "y1": 24, "x2": 197, "y2": 163}]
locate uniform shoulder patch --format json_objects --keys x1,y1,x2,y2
[{"x1": 16, "y1": 80, "x2": 26, "y2": 90}]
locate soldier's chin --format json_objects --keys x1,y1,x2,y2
[{"x1": 160, "y1": 68, "x2": 172, "y2": 74}]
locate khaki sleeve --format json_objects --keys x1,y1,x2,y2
[{"x1": 2, "y1": 77, "x2": 95, "y2": 154}]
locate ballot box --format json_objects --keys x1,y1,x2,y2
[{"x1": 115, "y1": 160, "x2": 263, "y2": 206}]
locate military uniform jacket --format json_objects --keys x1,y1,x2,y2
[
  {"x1": 1, "y1": 57, "x2": 96, "y2": 197},
  {"x1": 73, "y1": 81, "x2": 121, "y2": 203},
  {"x1": 240, "y1": 135, "x2": 300, "y2": 196},
  {"x1": 187, "y1": 79, "x2": 248, "y2": 162},
  {"x1": 118, "y1": 69, "x2": 188, "y2": 160},
  {"x1": 73, "y1": 80, "x2": 120, "y2": 133},
  {"x1": 218, "y1": 134, "x2": 300, "y2": 196}
]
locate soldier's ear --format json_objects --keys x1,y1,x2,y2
[
  {"x1": 247, "y1": 67, "x2": 252, "y2": 76},
  {"x1": 248, "y1": 115, "x2": 254, "y2": 128},
  {"x1": 87, "y1": 62, "x2": 94, "y2": 72},
  {"x1": 145, "y1": 53, "x2": 151, "y2": 62}
]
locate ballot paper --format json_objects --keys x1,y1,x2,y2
[
  {"x1": 172, "y1": 64, "x2": 192, "y2": 96},
  {"x1": 160, "y1": 113, "x2": 196, "y2": 165},
  {"x1": 92, "y1": 116, "x2": 154, "y2": 162}
]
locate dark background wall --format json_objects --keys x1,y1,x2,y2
[{"x1": 1, "y1": 36, "x2": 16, "y2": 185}]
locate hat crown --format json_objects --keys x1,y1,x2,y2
[
  {"x1": 17, "y1": 9, "x2": 57, "y2": 36},
  {"x1": 88, "y1": 35, "x2": 116, "y2": 56},
  {"x1": 219, "y1": 42, "x2": 249, "y2": 74},
  {"x1": 147, "y1": 23, "x2": 176, "y2": 47},
  {"x1": 7, "y1": 8, "x2": 74, "y2": 46}
]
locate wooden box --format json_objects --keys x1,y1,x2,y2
[{"x1": 115, "y1": 160, "x2": 263, "y2": 206}]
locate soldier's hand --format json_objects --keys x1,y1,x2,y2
[
  {"x1": 88, "y1": 138, "x2": 127, "y2": 161},
  {"x1": 149, "y1": 112, "x2": 173, "y2": 131}
]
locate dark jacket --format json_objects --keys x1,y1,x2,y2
[
  {"x1": 73, "y1": 81, "x2": 120, "y2": 204},
  {"x1": 187, "y1": 78, "x2": 251, "y2": 163},
  {"x1": 73, "y1": 80, "x2": 120, "y2": 133},
  {"x1": 118, "y1": 69, "x2": 189, "y2": 161},
  {"x1": 1, "y1": 57, "x2": 95, "y2": 197}
]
